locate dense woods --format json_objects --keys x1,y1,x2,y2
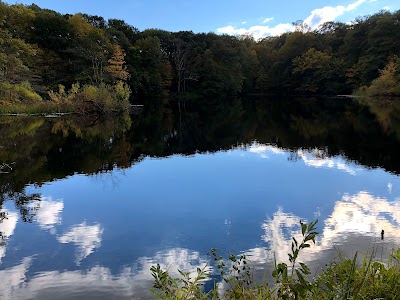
[{"x1": 1, "y1": 2, "x2": 400, "y2": 112}]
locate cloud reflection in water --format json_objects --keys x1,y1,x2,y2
[
  {"x1": 245, "y1": 143, "x2": 358, "y2": 175},
  {"x1": 31, "y1": 198, "x2": 64, "y2": 231},
  {"x1": 57, "y1": 222, "x2": 103, "y2": 265},
  {"x1": 0, "y1": 209, "x2": 18, "y2": 263},
  {"x1": 0, "y1": 247, "x2": 209, "y2": 300},
  {"x1": 244, "y1": 191, "x2": 400, "y2": 271}
]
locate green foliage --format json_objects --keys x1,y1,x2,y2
[
  {"x1": 313, "y1": 249, "x2": 400, "y2": 300},
  {"x1": 150, "y1": 264, "x2": 212, "y2": 300},
  {"x1": 133, "y1": 36, "x2": 172, "y2": 97},
  {"x1": 1, "y1": 1, "x2": 400, "y2": 110},
  {"x1": 114, "y1": 80, "x2": 131, "y2": 108},
  {"x1": 271, "y1": 219, "x2": 318, "y2": 299},
  {"x1": 48, "y1": 82, "x2": 80, "y2": 103},
  {"x1": 356, "y1": 56, "x2": 400, "y2": 97},
  {"x1": 292, "y1": 49, "x2": 345, "y2": 94},
  {"x1": 0, "y1": 81, "x2": 42, "y2": 103},
  {"x1": 150, "y1": 219, "x2": 400, "y2": 300},
  {"x1": 47, "y1": 81, "x2": 131, "y2": 114}
]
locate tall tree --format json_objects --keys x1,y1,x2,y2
[{"x1": 105, "y1": 44, "x2": 130, "y2": 82}]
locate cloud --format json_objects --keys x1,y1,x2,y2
[
  {"x1": 217, "y1": 23, "x2": 293, "y2": 40},
  {"x1": 383, "y1": 6, "x2": 390, "y2": 10},
  {"x1": 216, "y1": 0, "x2": 368, "y2": 39},
  {"x1": 297, "y1": 148, "x2": 357, "y2": 175},
  {"x1": 247, "y1": 142, "x2": 285, "y2": 159},
  {"x1": 57, "y1": 222, "x2": 103, "y2": 265},
  {"x1": 304, "y1": 0, "x2": 367, "y2": 29},
  {"x1": 244, "y1": 191, "x2": 400, "y2": 266},
  {"x1": 215, "y1": 190, "x2": 400, "y2": 293},
  {"x1": 31, "y1": 198, "x2": 64, "y2": 230},
  {"x1": 2, "y1": 190, "x2": 400, "y2": 298},
  {"x1": 0, "y1": 248, "x2": 210, "y2": 300},
  {"x1": 388, "y1": 182, "x2": 393, "y2": 194},
  {"x1": 0, "y1": 257, "x2": 32, "y2": 300},
  {"x1": 262, "y1": 17, "x2": 274, "y2": 23},
  {"x1": 0, "y1": 209, "x2": 19, "y2": 263}
]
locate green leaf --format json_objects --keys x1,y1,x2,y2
[
  {"x1": 307, "y1": 219, "x2": 318, "y2": 232},
  {"x1": 304, "y1": 232, "x2": 317, "y2": 243},
  {"x1": 296, "y1": 269, "x2": 309, "y2": 286},
  {"x1": 301, "y1": 222, "x2": 307, "y2": 236},
  {"x1": 299, "y1": 262, "x2": 311, "y2": 275}
]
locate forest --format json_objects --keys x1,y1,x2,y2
[{"x1": 1, "y1": 2, "x2": 400, "y2": 113}]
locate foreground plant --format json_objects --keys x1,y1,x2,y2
[
  {"x1": 272, "y1": 220, "x2": 318, "y2": 299},
  {"x1": 150, "y1": 263, "x2": 214, "y2": 299},
  {"x1": 150, "y1": 219, "x2": 400, "y2": 300}
]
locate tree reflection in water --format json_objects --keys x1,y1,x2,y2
[{"x1": 0, "y1": 96, "x2": 400, "y2": 298}]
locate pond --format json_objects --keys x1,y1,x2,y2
[{"x1": 1, "y1": 96, "x2": 400, "y2": 299}]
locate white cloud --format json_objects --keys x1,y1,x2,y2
[
  {"x1": 241, "y1": 21, "x2": 247, "y2": 24},
  {"x1": 297, "y1": 148, "x2": 357, "y2": 175},
  {"x1": 0, "y1": 248, "x2": 210, "y2": 300},
  {"x1": 217, "y1": 23, "x2": 293, "y2": 40},
  {"x1": 347, "y1": 0, "x2": 367, "y2": 11},
  {"x1": 216, "y1": 191, "x2": 400, "y2": 293},
  {"x1": 32, "y1": 198, "x2": 64, "y2": 230},
  {"x1": 262, "y1": 17, "x2": 274, "y2": 23},
  {"x1": 57, "y1": 222, "x2": 103, "y2": 265},
  {"x1": 246, "y1": 191, "x2": 400, "y2": 265},
  {"x1": 247, "y1": 142, "x2": 285, "y2": 159},
  {"x1": 216, "y1": 0, "x2": 368, "y2": 38},
  {"x1": 337, "y1": 162, "x2": 356, "y2": 175},
  {"x1": 304, "y1": 0, "x2": 367, "y2": 29},
  {"x1": 383, "y1": 6, "x2": 390, "y2": 10},
  {"x1": 0, "y1": 257, "x2": 32, "y2": 300},
  {"x1": 2, "y1": 190, "x2": 400, "y2": 298},
  {"x1": 0, "y1": 210, "x2": 18, "y2": 263}
]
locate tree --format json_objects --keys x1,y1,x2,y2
[
  {"x1": 292, "y1": 48, "x2": 344, "y2": 94},
  {"x1": 67, "y1": 13, "x2": 112, "y2": 85},
  {"x1": 172, "y1": 38, "x2": 188, "y2": 92},
  {"x1": 105, "y1": 44, "x2": 129, "y2": 82},
  {"x1": 357, "y1": 56, "x2": 400, "y2": 97},
  {"x1": 0, "y1": 28, "x2": 36, "y2": 84},
  {"x1": 134, "y1": 36, "x2": 172, "y2": 96}
]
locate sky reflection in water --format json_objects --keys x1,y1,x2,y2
[{"x1": 1, "y1": 143, "x2": 399, "y2": 299}]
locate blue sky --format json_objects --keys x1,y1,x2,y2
[{"x1": 4, "y1": 0, "x2": 400, "y2": 38}]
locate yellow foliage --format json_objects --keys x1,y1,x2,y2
[
  {"x1": 105, "y1": 44, "x2": 130, "y2": 81},
  {"x1": 357, "y1": 56, "x2": 400, "y2": 97},
  {"x1": 0, "y1": 81, "x2": 42, "y2": 103},
  {"x1": 68, "y1": 14, "x2": 96, "y2": 38}
]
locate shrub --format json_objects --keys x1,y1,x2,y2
[
  {"x1": 0, "y1": 81, "x2": 42, "y2": 103},
  {"x1": 47, "y1": 82, "x2": 131, "y2": 114},
  {"x1": 356, "y1": 56, "x2": 400, "y2": 97}
]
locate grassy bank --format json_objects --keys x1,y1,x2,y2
[
  {"x1": 151, "y1": 220, "x2": 400, "y2": 299},
  {"x1": 0, "y1": 81, "x2": 131, "y2": 115}
]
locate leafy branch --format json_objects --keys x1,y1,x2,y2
[{"x1": 272, "y1": 219, "x2": 318, "y2": 299}]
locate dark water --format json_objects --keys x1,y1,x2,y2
[{"x1": 1, "y1": 97, "x2": 400, "y2": 299}]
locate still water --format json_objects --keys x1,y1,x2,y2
[{"x1": 1, "y1": 97, "x2": 400, "y2": 299}]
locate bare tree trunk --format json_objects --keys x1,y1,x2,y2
[{"x1": 173, "y1": 39, "x2": 187, "y2": 93}]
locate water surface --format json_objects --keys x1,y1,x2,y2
[{"x1": 1, "y1": 97, "x2": 400, "y2": 299}]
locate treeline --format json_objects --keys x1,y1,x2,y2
[{"x1": 1, "y1": 2, "x2": 400, "y2": 108}]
